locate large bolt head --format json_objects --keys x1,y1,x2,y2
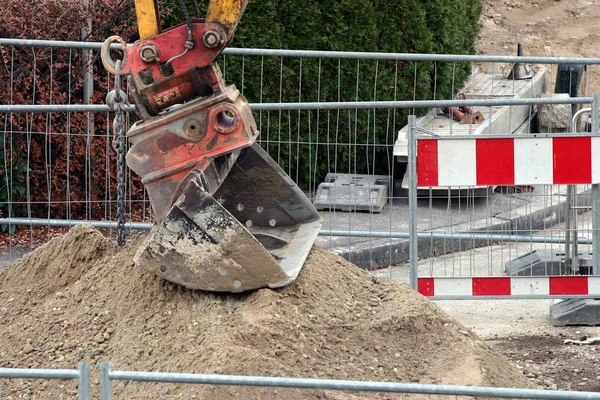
[
  {"x1": 203, "y1": 31, "x2": 221, "y2": 49},
  {"x1": 139, "y1": 45, "x2": 159, "y2": 63}
]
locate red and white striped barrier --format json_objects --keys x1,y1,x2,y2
[
  {"x1": 418, "y1": 276, "x2": 600, "y2": 297},
  {"x1": 417, "y1": 136, "x2": 600, "y2": 186}
]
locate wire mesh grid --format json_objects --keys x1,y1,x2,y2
[
  {"x1": 3, "y1": 39, "x2": 600, "y2": 399},
  {"x1": 376, "y1": 96, "x2": 600, "y2": 299},
  {"x1": 0, "y1": 44, "x2": 151, "y2": 253},
  {"x1": 393, "y1": 183, "x2": 595, "y2": 278},
  {"x1": 1, "y1": 40, "x2": 599, "y2": 286}
]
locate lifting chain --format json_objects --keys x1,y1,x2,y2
[{"x1": 106, "y1": 60, "x2": 128, "y2": 247}]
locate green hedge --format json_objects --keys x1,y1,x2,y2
[{"x1": 161, "y1": 0, "x2": 482, "y2": 189}]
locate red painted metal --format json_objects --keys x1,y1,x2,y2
[
  {"x1": 472, "y1": 277, "x2": 511, "y2": 296},
  {"x1": 121, "y1": 19, "x2": 226, "y2": 115},
  {"x1": 418, "y1": 278, "x2": 435, "y2": 297},
  {"x1": 126, "y1": 89, "x2": 257, "y2": 222},
  {"x1": 417, "y1": 139, "x2": 439, "y2": 186},
  {"x1": 553, "y1": 136, "x2": 592, "y2": 184},
  {"x1": 118, "y1": 18, "x2": 258, "y2": 223},
  {"x1": 476, "y1": 138, "x2": 514, "y2": 185},
  {"x1": 549, "y1": 276, "x2": 589, "y2": 295}
]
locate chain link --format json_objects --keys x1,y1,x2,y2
[{"x1": 106, "y1": 60, "x2": 128, "y2": 247}]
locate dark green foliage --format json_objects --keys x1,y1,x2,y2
[
  {"x1": 161, "y1": 0, "x2": 482, "y2": 190},
  {"x1": 418, "y1": 0, "x2": 482, "y2": 99},
  {"x1": 0, "y1": 141, "x2": 30, "y2": 233}
]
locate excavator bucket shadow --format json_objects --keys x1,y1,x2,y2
[{"x1": 135, "y1": 144, "x2": 323, "y2": 292}]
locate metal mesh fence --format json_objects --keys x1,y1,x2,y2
[
  {"x1": 2, "y1": 39, "x2": 600, "y2": 293},
  {"x1": 0, "y1": 363, "x2": 89, "y2": 400},
  {"x1": 98, "y1": 364, "x2": 600, "y2": 400},
  {"x1": 2, "y1": 38, "x2": 600, "y2": 400},
  {"x1": 381, "y1": 109, "x2": 600, "y2": 300}
]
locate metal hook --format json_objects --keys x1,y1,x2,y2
[{"x1": 100, "y1": 35, "x2": 128, "y2": 75}]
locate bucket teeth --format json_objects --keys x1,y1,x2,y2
[{"x1": 135, "y1": 144, "x2": 323, "y2": 292}]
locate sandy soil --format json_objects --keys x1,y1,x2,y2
[
  {"x1": 0, "y1": 225, "x2": 533, "y2": 398},
  {"x1": 1, "y1": 2, "x2": 599, "y2": 397}
]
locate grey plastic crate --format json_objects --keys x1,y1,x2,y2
[
  {"x1": 505, "y1": 249, "x2": 593, "y2": 276},
  {"x1": 313, "y1": 174, "x2": 391, "y2": 213},
  {"x1": 551, "y1": 299, "x2": 600, "y2": 326}
]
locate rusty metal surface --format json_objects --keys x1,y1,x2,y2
[
  {"x1": 126, "y1": 87, "x2": 257, "y2": 222},
  {"x1": 135, "y1": 144, "x2": 322, "y2": 292},
  {"x1": 124, "y1": 21, "x2": 227, "y2": 115}
]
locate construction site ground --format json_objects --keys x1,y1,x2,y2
[
  {"x1": 1, "y1": 225, "x2": 538, "y2": 399},
  {"x1": 478, "y1": 0, "x2": 600, "y2": 88},
  {"x1": 470, "y1": 0, "x2": 600, "y2": 389},
  {"x1": 375, "y1": 209, "x2": 600, "y2": 392}
]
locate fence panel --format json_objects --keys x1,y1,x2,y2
[
  {"x1": 401, "y1": 107, "x2": 600, "y2": 300},
  {"x1": 0, "y1": 40, "x2": 152, "y2": 261},
  {"x1": 0, "y1": 362, "x2": 89, "y2": 400},
  {"x1": 2, "y1": 34, "x2": 600, "y2": 400},
  {"x1": 3, "y1": 38, "x2": 600, "y2": 290},
  {"x1": 98, "y1": 363, "x2": 599, "y2": 400}
]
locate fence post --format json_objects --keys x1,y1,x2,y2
[
  {"x1": 78, "y1": 362, "x2": 90, "y2": 400},
  {"x1": 407, "y1": 115, "x2": 418, "y2": 291},
  {"x1": 592, "y1": 93, "x2": 600, "y2": 276},
  {"x1": 100, "y1": 363, "x2": 112, "y2": 400}
]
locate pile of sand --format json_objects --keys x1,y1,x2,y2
[{"x1": 0, "y1": 225, "x2": 532, "y2": 398}]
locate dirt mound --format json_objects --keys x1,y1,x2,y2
[
  {"x1": 0, "y1": 225, "x2": 532, "y2": 398},
  {"x1": 1, "y1": 224, "x2": 115, "y2": 297}
]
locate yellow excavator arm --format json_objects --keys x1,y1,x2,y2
[
  {"x1": 206, "y1": 0, "x2": 248, "y2": 41},
  {"x1": 133, "y1": 0, "x2": 161, "y2": 40},
  {"x1": 133, "y1": 0, "x2": 247, "y2": 41}
]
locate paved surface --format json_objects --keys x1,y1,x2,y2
[
  {"x1": 316, "y1": 184, "x2": 589, "y2": 268},
  {"x1": 374, "y1": 246, "x2": 585, "y2": 338},
  {"x1": 374, "y1": 210, "x2": 600, "y2": 338}
]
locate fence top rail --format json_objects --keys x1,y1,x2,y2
[
  {"x1": 415, "y1": 132, "x2": 600, "y2": 140},
  {"x1": 104, "y1": 366, "x2": 597, "y2": 399},
  {"x1": 3, "y1": 37, "x2": 600, "y2": 65},
  {"x1": 226, "y1": 48, "x2": 600, "y2": 65},
  {"x1": 0, "y1": 218, "x2": 593, "y2": 245},
  {"x1": 0, "y1": 367, "x2": 80, "y2": 380},
  {"x1": 0, "y1": 97, "x2": 592, "y2": 114}
]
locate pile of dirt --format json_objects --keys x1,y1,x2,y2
[{"x1": 0, "y1": 225, "x2": 532, "y2": 398}]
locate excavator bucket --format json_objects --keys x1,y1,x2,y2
[{"x1": 134, "y1": 144, "x2": 323, "y2": 292}]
